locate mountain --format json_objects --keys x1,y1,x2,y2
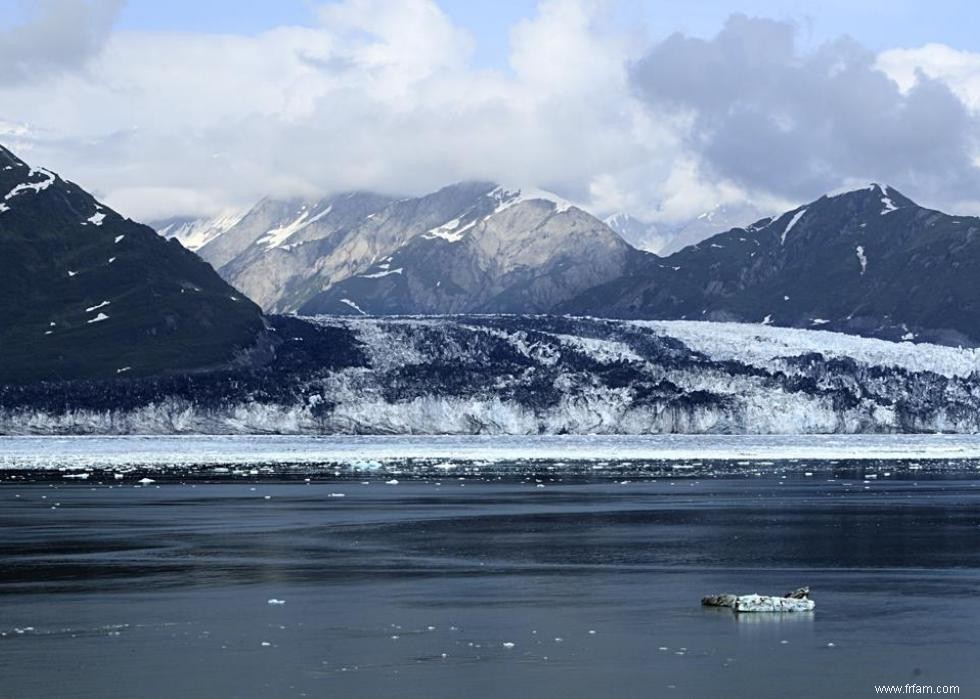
[
  {"x1": 151, "y1": 209, "x2": 248, "y2": 251},
  {"x1": 564, "y1": 184, "x2": 980, "y2": 347},
  {"x1": 3, "y1": 315, "x2": 978, "y2": 434},
  {"x1": 165, "y1": 183, "x2": 630, "y2": 315},
  {"x1": 0, "y1": 144, "x2": 266, "y2": 384},
  {"x1": 604, "y1": 203, "x2": 771, "y2": 255},
  {"x1": 299, "y1": 185, "x2": 630, "y2": 315}
]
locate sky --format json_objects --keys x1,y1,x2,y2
[{"x1": 2, "y1": 0, "x2": 980, "y2": 224}]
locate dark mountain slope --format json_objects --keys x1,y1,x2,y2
[
  {"x1": 561, "y1": 185, "x2": 980, "y2": 346},
  {"x1": 0, "y1": 145, "x2": 265, "y2": 383}
]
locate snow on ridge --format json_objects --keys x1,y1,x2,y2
[
  {"x1": 489, "y1": 185, "x2": 576, "y2": 215},
  {"x1": 880, "y1": 191, "x2": 898, "y2": 215},
  {"x1": 780, "y1": 208, "x2": 807, "y2": 245},
  {"x1": 257, "y1": 204, "x2": 333, "y2": 249},
  {"x1": 635, "y1": 320, "x2": 980, "y2": 379},
  {"x1": 4, "y1": 167, "x2": 55, "y2": 202},
  {"x1": 160, "y1": 208, "x2": 247, "y2": 251},
  {"x1": 825, "y1": 182, "x2": 879, "y2": 199}
]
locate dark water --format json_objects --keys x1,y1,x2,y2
[{"x1": 2, "y1": 474, "x2": 979, "y2": 699}]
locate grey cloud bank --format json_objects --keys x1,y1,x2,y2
[{"x1": 629, "y1": 14, "x2": 980, "y2": 208}]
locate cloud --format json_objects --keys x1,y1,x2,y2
[
  {"x1": 629, "y1": 14, "x2": 980, "y2": 210},
  {"x1": 1, "y1": 2, "x2": 979, "y2": 225},
  {"x1": 878, "y1": 43, "x2": 980, "y2": 111},
  {"x1": 1, "y1": 0, "x2": 686, "y2": 221},
  {"x1": 0, "y1": 0, "x2": 122, "y2": 85}
]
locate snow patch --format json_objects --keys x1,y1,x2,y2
[
  {"x1": 256, "y1": 204, "x2": 333, "y2": 249},
  {"x1": 780, "y1": 208, "x2": 807, "y2": 245},
  {"x1": 85, "y1": 300, "x2": 110, "y2": 313},
  {"x1": 339, "y1": 298, "x2": 367, "y2": 315},
  {"x1": 360, "y1": 268, "x2": 404, "y2": 279},
  {"x1": 4, "y1": 168, "x2": 55, "y2": 202},
  {"x1": 87, "y1": 313, "x2": 109, "y2": 324},
  {"x1": 86, "y1": 212, "x2": 106, "y2": 226},
  {"x1": 880, "y1": 188, "x2": 898, "y2": 215},
  {"x1": 424, "y1": 217, "x2": 477, "y2": 243},
  {"x1": 855, "y1": 245, "x2": 868, "y2": 274}
]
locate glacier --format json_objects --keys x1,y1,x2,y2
[{"x1": 1, "y1": 315, "x2": 979, "y2": 435}]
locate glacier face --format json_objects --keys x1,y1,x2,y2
[{"x1": 1, "y1": 316, "x2": 978, "y2": 435}]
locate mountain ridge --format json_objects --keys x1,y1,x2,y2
[
  {"x1": 561, "y1": 183, "x2": 980, "y2": 346},
  {"x1": 0, "y1": 144, "x2": 266, "y2": 384}
]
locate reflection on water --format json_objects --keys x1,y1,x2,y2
[{"x1": 0, "y1": 474, "x2": 978, "y2": 699}]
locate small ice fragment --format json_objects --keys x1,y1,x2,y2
[
  {"x1": 385, "y1": 479, "x2": 399, "y2": 485},
  {"x1": 261, "y1": 641, "x2": 271, "y2": 647},
  {"x1": 502, "y1": 642, "x2": 515, "y2": 648},
  {"x1": 588, "y1": 630, "x2": 596, "y2": 635},
  {"x1": 263, "y1": 495, "x2": 271, "y2": 500},
  {"x1": 267, "y1": 599, "x2": 285, "y2": 606},
  {"x1": 137, "y1": 478, "x2": 155, "y2": 485},
  {"x1": 328, "y1": 493, "x2": 346, "y2": 498}
]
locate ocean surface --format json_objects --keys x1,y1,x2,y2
[{"x1": 1, "y1": 436, "x2": 979, "y2": 698}]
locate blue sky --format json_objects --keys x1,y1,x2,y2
[
  {"x1": 78, "y1": 0, "x2": 980, "y2": 67},
  {"x1": 3, "y1": 1, "x2": 978, "y2": 60}
]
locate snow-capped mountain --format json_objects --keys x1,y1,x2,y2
[
  {"x1": 564, "y1": 184, "x2": 980, "y2": 346},
  {"x1": 604, "y1": 203, "x2": 771, "y2": 255},
  {"x1": 152, "y1": 209, "x2": 248, "y2": 251},
  {"x1": 166, "y1": 182, "x2": 631, "y2": 315},
  {"x1": 0, "y1": 144, "x2": 265, "y2": 383},
  {"x1": 603, "y1": 213, "x2": 668, "y2": 253},
  {"x1": 300, "y1": 185, "x2": 630, "y2": 315},
  {"x1": 3, "y1": 315, "x2": 978, "y2": 434}
]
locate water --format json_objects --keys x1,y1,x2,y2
[{"x1": 1, "y1": 440, "x2": 979, "y2": 698}]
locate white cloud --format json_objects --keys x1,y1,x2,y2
[
  {"x1": 1, "y1": 1, "x2": 979, "y2": 227},
  {"x1": 0, "y1": 0, "x2": 722, "y2": 223},
  {"x1": 877, "y1": 43, "x2": 980, "y2": 112}
]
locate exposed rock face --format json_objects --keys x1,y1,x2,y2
[
  {"x1": 0, "y1": 144, "x2": 265, "y2": 384},
  {"x1": 167, "y1": 183, "x2": 630, "y2": 315},
  {"x1": 300, "y1": 195, "x2": 631, "y2": 315},
  {"x1": 2, "y1": 315, "x2": 978, "y2": 434}
]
